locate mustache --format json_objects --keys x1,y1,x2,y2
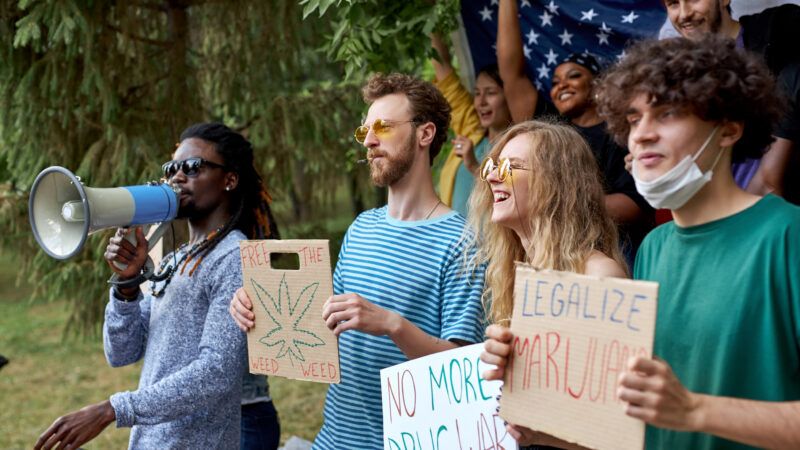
[{"x1": 366, "y1": 150, "x2": 388, "y2": 160}]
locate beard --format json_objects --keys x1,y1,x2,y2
[{"x1": 368, "y1": 133, "x2": 416, "y2": 187}]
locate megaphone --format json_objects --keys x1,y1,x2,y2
[{"x1": 29, "y1": 166, "x2": 179, "y2": 260}]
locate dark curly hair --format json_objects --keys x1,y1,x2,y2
[
  {"x1": 362, "y1": 73, "x2": 451, "y2": 165},
  {"x1": 596, "y1": 36, "x2": 786, "y2": 162}
]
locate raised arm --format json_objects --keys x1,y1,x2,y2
[
  {"x1": 431, "y1": 33, "x2": 455, "y2": 81},
  {"x1": 498, "y1": 0, "x2": 539, "y2": 122}
]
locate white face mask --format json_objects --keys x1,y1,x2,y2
[{"x1": 632, "y1": 125, "x2": 724, "y2": 210}]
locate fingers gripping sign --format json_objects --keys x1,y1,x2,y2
[
  {"x1": 229, "y1": 287, "x2": 256, "y2": 332},
  {"x1": 322, "y1": 293, "x2": 401, "y2": 337},
  {"x1": 480, "y1": 324, "x2": 513, "y2": 381},
  {"x1": 617, "y1": 356, "x2": 704, "y2": 432}
]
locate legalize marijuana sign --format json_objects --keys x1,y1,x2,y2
[{"x1": 251, "y1": 274, "x2": 326, "y2": 366}]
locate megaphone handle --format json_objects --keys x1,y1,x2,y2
[
  {"x1": 111, "y1": 225, "x2": 151, "y2": 271},
  {"x1": 111, "y1": 222, "x2": 170, "y2": 271},
  {"x1": 108, "y1": 221, "x2": 171, "y2": 288}
]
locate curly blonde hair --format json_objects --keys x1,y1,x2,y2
[{"x1": 464, "y1": 119, "x2": 625, "y2": 325}]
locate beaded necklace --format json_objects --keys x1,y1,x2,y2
[{"x1": 150, "y1": 228, "x2": 221, "y2": 297}]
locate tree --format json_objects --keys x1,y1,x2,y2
[
  {"x1": 0, "y1": 0, "x2": 457, "y2": 334},
  {"x1": 301, "y1": 0, "x2": 461, "y2": 79},
  {"x1": 0, "y1": 0, "x2": 359, "y2": 334}
]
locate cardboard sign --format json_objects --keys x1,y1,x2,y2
[
  {"x1": 500, "y1": 265, "x2": 658, "y2": 450},
  {"x1": 240, "y1": 239, "x2": 339, "y2": 383},
  {"x1": 381, "y1": 344, "x2": 517, "y2": 450}
]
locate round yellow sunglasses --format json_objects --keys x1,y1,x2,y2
[
  {"x1": 354, "y1": 118, "x2": 417, "y2": 144},
  {"x1": 479, "y1": 157, "x2": 529, "y2": 182}
]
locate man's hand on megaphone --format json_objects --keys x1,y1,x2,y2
[{"x1": 105, "y1": 227, "x2": 149, "y2": 280}]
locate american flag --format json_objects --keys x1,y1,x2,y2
[{"x1": 460, "y1": 0, "x2": 666, "y2": 93}]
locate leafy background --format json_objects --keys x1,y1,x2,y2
[{"x1": 0, "y1": 0, "x2": 461, "y2": 446}]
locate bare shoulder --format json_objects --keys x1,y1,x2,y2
[{"x1": 584, "y1": 251, "x2": 628, "y2": 279}]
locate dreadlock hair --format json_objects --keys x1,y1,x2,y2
[{"x1": 177, "y1": 122, "x2": 279, "y2": 276}]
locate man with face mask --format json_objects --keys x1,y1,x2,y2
[
  {"x1": 595, "y1": 37, "x2": 800, "y2": 449},
  {"x1": 662, "y1": 0, "x2": 800, "y2": 201}
]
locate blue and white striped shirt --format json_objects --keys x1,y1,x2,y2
[{"x1": 313, "y1": 206, "x2": 486, "y2": 449}]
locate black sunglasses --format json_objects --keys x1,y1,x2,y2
[{"x1": 162, "y1": 157, "x2": 228, "y2": 178}]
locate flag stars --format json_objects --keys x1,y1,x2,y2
[
  {"x1": 558, "y1": 28, "x2": 573, "y2": 45},
  {"x1": 539, "y1": 10, "x2": 553, "y2": 27},
  {"x1": 617, "y1": 50, "x2": 628, "y2": 61},
  {"x1": 597, "y1": 31, "x2": 610, "y2": 45},
  {"x1": 580, "y1": 8, "x2": 598, "y2": 21},
  {"x1": 537, "y1": 63, "x2": 550, "y2": 79},
  {"x1": 545, "y1": 0, "x2": 560, "y2": 15},
  {"x1": 527, "y1": 28, "x2": 540, "y2": 45},
  {"x1": 621, "y1": 11, "x2": 639, "y2": 23},
  {"x1": 521, "y1": 0, "x2": 531, "y2": 7},
  {"x1": 479, "y1": 6, "x2": 493, "y2": 21},
  {"x1": 600, "y1": 22, "x2": 613, "y2": 34},
  {"x1": 523, "y1": 45, "x2": 532, "y2": 60},
  {"x1": 545, "y1": 48, "x2": 558, "y2": 65},
  {"x1": 490, "y1": 0, "x2": 499, "y2": 5}
]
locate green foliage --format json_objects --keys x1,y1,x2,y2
[
  {"x1": 300, "y1": 0, "x2": 461, "y2": 78},
  {"x1": 0, "y1": 0, "x2": 373, "y2": 335}
]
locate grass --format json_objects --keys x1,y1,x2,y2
[
  {"x1": 0, "y1": 184, "x2": 360, "y2": 448},
  {"x1": 0, "y1": 251, "x2": 329, "y2": 449}
]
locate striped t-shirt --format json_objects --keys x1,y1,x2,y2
[{"x1": 313, "y1": 206, "x2": 486, "y2": 449}]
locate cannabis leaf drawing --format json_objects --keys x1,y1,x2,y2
[{"x1": 250, "y1": 274, "x2": 325, "y2": 366}]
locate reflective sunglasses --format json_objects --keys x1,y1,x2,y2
[
  {"x1": 479, "y1": 157, "x2": 529, "y2": 182},
  {"x1": 162, "y1": 157, "x2": 228, "y2": 178},
  {"x1": 354, "y1": 118, "x2": 417, "y2": 144}
]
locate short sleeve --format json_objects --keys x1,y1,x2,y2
[{"x1": 439, "y1": 241, "x2": 486, "y2": 344}]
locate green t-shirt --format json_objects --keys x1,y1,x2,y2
[
  {"x1": 451, "y1": 136, "x2": 490, "y2": 217},
  {"x1": 634, "y1": 195, "x2": 800, "y2": 450}
]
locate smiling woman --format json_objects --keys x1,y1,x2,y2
[
  {"x1": 465, "y1": 119, "x2": 628, "y2": 448},
  {"x1": 465, "y1": 119, "x2": 628, "y2": 326}
]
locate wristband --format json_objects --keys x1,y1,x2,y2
[{"x1": 113, "y1": 286, "x2": 140, "y2": 302}]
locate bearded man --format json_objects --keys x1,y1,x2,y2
[{"x1": 230, "y1": 73, "x2": 487, "y2": 449}]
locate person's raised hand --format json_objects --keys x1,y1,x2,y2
[
  {"x1": 452, "y1": 136, "x2": 479, "y2": 173},
  {"x1": 34, "y1": 400, "x2": 115, "y2": 450},
  {"x1": 229, "y1": 287, "x2": 255, "y2": 332},
  {"x1": 104, "y1": 227, "x2": 148, "y2": 280},
  {"x1": 322, "y1": 293, "x2": 401, "y2": 337},
  {"x1": 481, "y1": 324, "x2": 513, "y2": 380},
  {"x1": 617, "y1": 356, "x2": 703, "y2": 432}
]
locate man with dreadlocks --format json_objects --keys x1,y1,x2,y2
[{"x1": 35, "y1": 123, "x2": 279, "y2": 450}]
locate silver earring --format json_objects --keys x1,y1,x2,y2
[{"x1": 225, "y1": 186, "x2": 231, "y2": 191}]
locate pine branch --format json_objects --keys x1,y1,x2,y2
[{"x1": 106, "y1": 24, "x2": 172, "y2": 47}]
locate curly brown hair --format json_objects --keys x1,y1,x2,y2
[
  {"x1": 362, "y1": 73, "x2": 451, "y2": 164},
  {"x1": 596, "y1": 36, "x2": 786, "y2": 162}
]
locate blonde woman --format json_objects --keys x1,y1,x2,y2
[{"x1": 467, "y1": 120, "x2": 628, "y2": 448}]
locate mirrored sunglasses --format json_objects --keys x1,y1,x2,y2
[
  {"x1": 479, "y1": 157, "x2": 513, "y2": 182},
  {"x1": 162, "y1": 157, "x2": 228, "y2": 178}
]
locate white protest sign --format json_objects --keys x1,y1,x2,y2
[{"x1": 381, "y1": 343, "x2": 517, "y2": 450}]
